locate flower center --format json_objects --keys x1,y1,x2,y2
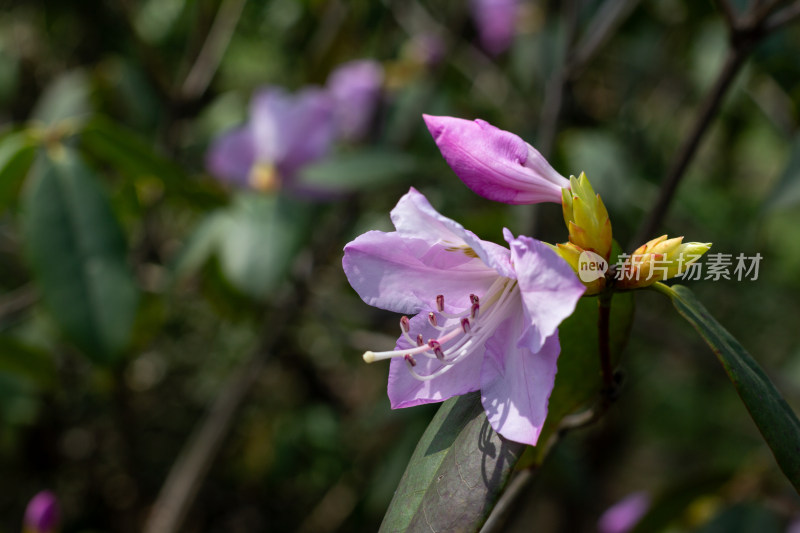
[{"x1": 362, "y1": 277, "x2": 519, "y2": 381}]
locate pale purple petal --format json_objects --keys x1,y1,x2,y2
[
  {"x1": 388, "y1": 313, "x2": 483, "y2": 408},
  {"x1": 250, "y1": 87, "x2": 335, "y2": 180},
  {"x1": 424, "y1": 115, "x2": 569, "y2": 205},
  {"x1": 506, "y1": 229, "x2": 585, "y2": 352},
  {"x1": 391, "y1": 188, "x2": 515, "y2": 278},
  {"x1": 470, "y1": 0, "x2": 519, "y2": 55},
  {"x1": 205, "y1": 126, "x2": 255, "y2": 187},
  {"x1": 598, "y1": 492, "x2": 651, "y2": 533},
  {"x1": 343, "y1": 230, "x2": 500, "y2": 315},
  {"x1": 24, "y1": 491, "x2": 59, "y2": 533},
  {"x1": 480, "y1": 315, "x2": 560, "y2": 446},
  {"x1": 279, "y1": 88, "x2": 336, "y2": 177},
  {"x1": 328, "y1": 59, "x2": 384, "y2": 141}
]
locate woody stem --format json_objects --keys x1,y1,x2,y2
[{"x1": 598, "y1": 292, "x2": 614, "y2": 393}]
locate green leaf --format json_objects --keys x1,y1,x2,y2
[
  {"x1": 655, "y1": 283, "x2": 800, "y2": 493},
  {"x1": 216, "y1": 193, "x2": 313, "y2": 299},
  {"x1": 80, "y1": 116, "x2": 222, "y2": 209},
  {"x1": 0, "y1": 130, "x2": 36, "y2": 213},
  {"x1": 0, "y1": 336, "x2": 55, "y2": 390},
  {"x1": 21, "y1": 147, "x2": 139, "y2": 365},
  {"x1": 379, "y1": 392, "x2": 526, "y2": 532},
  {"x1": 31, "y1": 70, "x2": 91, "y2": 127},
  {"x1": 297, "y1": 150, "x2": 416, "y2": 192}
]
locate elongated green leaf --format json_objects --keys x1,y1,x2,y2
[
  {"x1": 22, "y1": 148, "x2": 139, "y2": 365},
  {"x1": 0, "y1": 130, "x2": 36, "y2": 212},
  {"x1": 380, "y1": 392, "x2": 525, "y2": 532},
  {"x1": 31, "y1": 70, "x2": 91, "y2": 127},
  {"x1": 297, "y1": 150, "x2": 416, "y2": 192},
  {"x1": 656, "y1": 283, "x2": 800, "y2": 493},
  {"x1": 80, "y1": 116, "x2": 222, "y2": 208}
]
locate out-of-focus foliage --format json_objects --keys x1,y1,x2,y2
[{"x1": 0, "y1": 0, "x2": 799, "y2": 532}]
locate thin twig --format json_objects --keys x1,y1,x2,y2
[
  {"x1": 764, "y1": 0, "x2": 800, "y2": 31},
  {"x1": 142, "y1": 343, "x2": 269, "y2": 533},
  {"x1": 566, "y1": 0, "x2": 641, "y2": 80},
  {"x1": 0, "y1": 285, "x2": 37, "y2": 320},
  {"x1": 747, "y1": 0, "x2": 790, "y2": 27},
  {"x1": 715, "y1": 0, "x2": 741, "y2": 29},
  {"x1": 536, "y1": 0, "x2": 580, "y2": 158},
  {"x1": 598, "y1": 293, "x2": 614, "y2": 394},
  {"x1": 631, "y1": 45, "x2": 750, "y2": 246},
  {"x1": 180, "y1": 0, "x2": 247, "y2": 100}
]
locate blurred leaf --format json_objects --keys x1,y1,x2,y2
[
  {"x1": 31, "y1": 70, "x2": 91, "y2": 127},
  {"x1": 0, "y1": 336, "x2": 55, "y2": 390},
  {"x1": 297, "y1": 150, "x2": 416, "y2": 192},
  {"x1": 0, "y1": 130, "x2": 36, "y2": 213},
  {"x1": 80, "y1": 116, "x2": 222, "y2": 208},
  {"x1": 21, "y1": 147, "x2": 139, "y2": 365},
  {"x1": 216, "y1": 193, "x2": 314, "y2": 299},
  {"x1": 170, "y1": 211, "x2": 228, "y2": 279},
  {"x1": 762, "y1": 133, "x2": 800, "y2": 212},
  {"x1": 694, "y1": 503, "x2": 781, "y2": 533},
  {"x1": 379, "y1": 392, "x2": 525, "y2": 533},
  {"x1": 657, "y1": 283, "x2": 800, "y2": 493}
]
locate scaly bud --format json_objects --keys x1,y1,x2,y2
[
  {"x1": 617, "y1": 236, "x2": 712, "y2": 289},
  {"x1": 554, "y1": 242, "x2": 606, "y2": 296},
  {"x1": 562, "y1": 172, "x2": 612, "y2": 260}
]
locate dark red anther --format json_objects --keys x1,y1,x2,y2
[
  {"x1": 404, "y1": 354, "x2": 417, "y2": 367},
  {"x1": 400, "y1": 316, "x2": 410, "y2": 333},
  {"x1": 461, "y1": 317, "x2": 471, "y2": 333},
  {"x1": 470, "y1": 294, "x2": 479, "y2": 305},
  {"x1": 470, "y1": 302, "x2": 480, "y2": 318},
  {"x1": 428, "y1": 312, "x2": 438, "y2": 327},
  {"x1": 428, "y1": 339, "x2": 444, "y2": 359},
  {"x1": 416, "y1": 334, "x2": 424, "y2": 346},
  {"x1": 436, "y1": 294, "x2": 445, "y2": 312}
]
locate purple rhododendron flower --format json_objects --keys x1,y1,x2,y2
[
  {"x1": 327, "y1": 59, "x2": 384, "y2": 142},
  {"x1": 342, "y1": 188, "x2": 585, "y2": 445},
  {"x1": 24, "y1": 491, "x2": 59, "y2": 533},
  {"x1": 206, "y1": 87, "x2": 335, "y2": 191},
  {"x1": 597, "y1": 491, "x2": 651, "y2": 533},
  {"x1": 424, "y1": 115, "x2": 569, "y2": 205},
  {"x1": 470, "y1": 0, "x2": 519, "y2": 55}
]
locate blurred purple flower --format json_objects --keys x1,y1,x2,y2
[
  {"x1": 424, "y1": 114, "x2": 569, "y2": 204},
  {"x1": 598, "y1": 491, "x2": 651, "y2": 533},
  {"x1": 24, "y1": 491, "x2": 59, "y2": 533},
  {"x1": 327, "y1": 59, "x2": 384, "y2": 142},
  {"x1": 206, "y1": 87, "x2": 335, "y2": 191},
  {"x1": 342, "y1": 188, "x2": 584, "y2": 445},
  {"x1": 470, "y1": 0, "x2": 519, "y2": 55}
]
